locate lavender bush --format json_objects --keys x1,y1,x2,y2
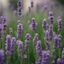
[{"x1": 0, "y1": 0, "x2": 64, "y2": 64}]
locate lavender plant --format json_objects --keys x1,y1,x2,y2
[{"x1": 0, "y1": 0, "x2": 64, "y2": 64}]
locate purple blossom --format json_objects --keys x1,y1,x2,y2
[
  {"x1": 9, "y1": 28, "x2": 13, "y2": 34},
  {"x1": 42, "y1": 18, "x2": 48, "y2": 30},
  {"x1": 44, "y1": 30, "x2": 49, "y2": 41},
  {"x1": 17, "y1": 23, "x2": 23, "y2": 38},
  {"x1": 0, "y1": 50, "x2": 4, "y2": 64},
  {"x1": 33, "y1": 33, "x2": 39, "y2": 45},
  {"x1": 31, "y1": 18, "x2": 37, "y2": 32},
  {"x1": 58, "y1": 34, "x2": 62, "y2": 48},
  {"x1": 51, "y1": 60, "x2": 55, "y2": 64},
  {"x1": 36, "y1": 40, "x2": 42, "y2": 56},
  {"x1": 30, "y1": 0, "x2": 34, "y2": 8},
  {"x1": 17, "y1": 40, "x2": 23, "y2": 57},
  {"x1": 5, "y1": 35, "x2": 11, "y2": 55},
  {"x1": 10, "y1": 37, "x2": 16, "y2": 56},
  {"x1": 57, "y1": 58, "x2": 62, "y2": 64},
  {"x1": 25, "y1": 33, "x2": 31, "y2": 53},
  {"x1": 48, "y1": 24, "x2": 53, "y2": 40},
  {"x1": 57, "y1": 18, "x2": 62, "y2": 32},
  {"x1": 49, "y1": 11, "x2": 53, "y2": 16},
  {"x1": 0, "y1": 24, "x2": 3, "y2": 38},
  {"x1": 17, "y1": 0, "x2": 22, "y2": 15},
  {"x1": 54, "y1": 35, "x2": 58, "y2": 48}
]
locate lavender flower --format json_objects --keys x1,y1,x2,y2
[
  {"x1": 33, "y1": 33, "x2": 39, "y2": 45},
  {"x1": 5, "y1": 35, "x2": 11, "y2": 55},
  {"x1": 2, "y1": 16, "x2": 7, "y2": 32},
  {"x1": 36, "y1": 40, "x2": 42, "y2": 56},
  {"x1": 51, "y1": 60, "x2": 55, "y2": 64},
  {"x1": 25, "y1": 33, "x2": 31, "y2": 52},
  {"x1": 17, "y1": 23, "x2": 23, "y2": 38},
  {"x1": 0, "y1": 24, "x2": 3, "y2": 38},
  {"x1": 9, "y1": 28, "x2": 13, "y2": 34},
  {"x1": 30, "y1": 0, "x2": 34, "y2": 8},
  {"x1": 54, "y1": 35, "x2": 58, "y2": 48},
  {"x1": 10, "y1": 37, "x2": 16, "y2": 57},
  {"x1": 44, "y1": 30, "x2": 49, "y2": 41},
  {"x1": 23, "y1": 54, "x2": 27, "y2": 60},
  {"x1": 49, "y1": 11, "x2": 53, "y2": 16},
  {"x1": 45, "y1": 40, "x2": 50, "y2": 50},
  {"x1": 57, "y1": 58, "x2": 62, "y2": 64},
  {"x1": 17, "y1": 0, "x2": 22, "y2": 15},
  {"x1": 62, "y1": 48, "x2": 64, "y2": 60},
  {"x1": 48, "y1": 24, "x2": 53, "y2": 40},
  {"x1": 42, "y1": 18, "x2": 48, "y2": 30},
  {"x1": 57, "y1": 18, "x2": 62, "y2": 32},
  {"x1": 0, "y1": 50, "x2": 4, "y2": 64},
  {"x1": 58, "y1": 34, "x2": 62, "y2": 48},
  {"x1": 17, "y1": 40, "x2": 23, "y2": 58},
  {"x1": 31, "y1": 18, "x2": 37, "y2": 32}
]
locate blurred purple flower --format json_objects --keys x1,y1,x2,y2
[
  {"x1": 17, "y1": 40, "x2": 23, "y2": 58},
  {"x1": 17, "y1": 23, "x2": 23, "y2": 39},
  {"x1": 0, "y1": 50, "x2": 4, "y2": 64}
]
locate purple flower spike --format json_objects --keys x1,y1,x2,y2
[
  {"x1": 25, "y1": 33, "x2": 31, "y2": 53},
  {"x1": 57, "y1": 58, "x2": 62, "y2": 64},
  {"x1": 42, "y1": 18, "x2": 47, "y2": 30},
  {"x1": 6, "y1": 35, "x2": 11, "y2": 55},
  {"x1": 48, "y1": 24, "x2": 53, "y2": 40},
  {"x1": 30, "y1": 0, "x2": 34, "y2": 8},
  {"x1": 33, "y1": 33, "x2": 39, "y2": 45},
  {"x1": 9, "y1": 28, "x2": 13, "y2": 34},
  {"x1": 54, "y1": 35, "x2": 58, "y2": 48},
  {"x1": 62, "y1": 48, "x2": 64, "y2": 60},
  {"x1": 0, "y1": 50, "x2": 4, "y2": 64},
  {"x1": 44, "y1": 30, "x2": 49, "y2": 41},
  {"x1": 36, "y1": 40, "x2": 42, "y2": 56},
  {"x1": 17, "y1": 23, "x2": 23, "y2": 38},
  {"x1": 51, "y1": 60, "x2": 55, "y2": 64},
  {"x1": 49, "y1": 11, "x2": 53, "y2": 16},
  {"x1": 57, "y1": 18, "x2": 62, "y2": 32},
  {"x1": 17, "y1": 0, "x2": 22, "y2": 15},
  {"x1": 0, "y1": 24, "x2": 3, "y2": 38},
  {"x1": 25, "y1": 33, "x2": 31, "y2": 41},
  {"x1": 17, "y1": 40, "x2": 23, "y2": 57},
  {"x1": 58, "y1": 34, "x2": 62, "y2": 48},
  {"x1": 10, "y1": 37, "x2": 16, "y2": 56},
  {"x1": 31, "y1": 18, "x2": 37, "y2": 32}
]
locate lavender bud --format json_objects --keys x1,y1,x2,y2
[
  {"x1": 49, "y1": 16, "x2": 54, "y2": 24},
  {"x1": 33, "y1": 33, "x2": 39, "y2": 45},
  {"x1": 57, "y1": 18, "x2": 62, "y2": 32},
  {"x1": 44, "y1": 30, "x2": 49, "y2": 41},
  {"x1": 58, "y1": 34, "x2": 62, "y2": 48},
  {"x1": 30, "y1": 0, "x2": 34, "y2": 8},
  {"x1": 31, "y1": 18, "x2": 37, "y2": 32},
  {"x1": 25, "y1": 33, "x2": 31, "y2": 52},
  {"x1": 17, "y1": 40, "x2": 23, "y2": 57},
  {"x1": 10, "y1": 37, "x2": 16, "y2": 56},
  {"x1": 17, "y1": 23, "x2": 23, "y2": 38},
  {"x1": 42, "y1": 19, "x2": 47, "y2": 30},
  {"x1": 51, "y1": 60, "x2": 55, "y2": 64},
  {"x1": 9, "y1": 28, "x2": 13, "y2": 34},
  {"x1": 49, "y1": 11, "x2": 53, "y2": 16},
  {"x1": 54, "y1": 35, "x2": 58, "y2": 48},
  {"x1": 23, "y1": 55, "x2": 27, "y2": 60},
  {"x1": 57, "y1": 58, "x2": 62, "y2": 64},
  {"x1": 48, "y1": 24, "x2": 53, "y2": 40},
  {"x1": 0, "y1": 24, "x2": 3, "y2": 38},
  {"x1": 5, "y1": 35, "x2": 11, "y2": 55},
  {"x1": 36, "y1": 40, "x2": 42, "y2": 56},
  {"x1": 0, "y1": 50, "x2": 4, "y2": 64}
]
